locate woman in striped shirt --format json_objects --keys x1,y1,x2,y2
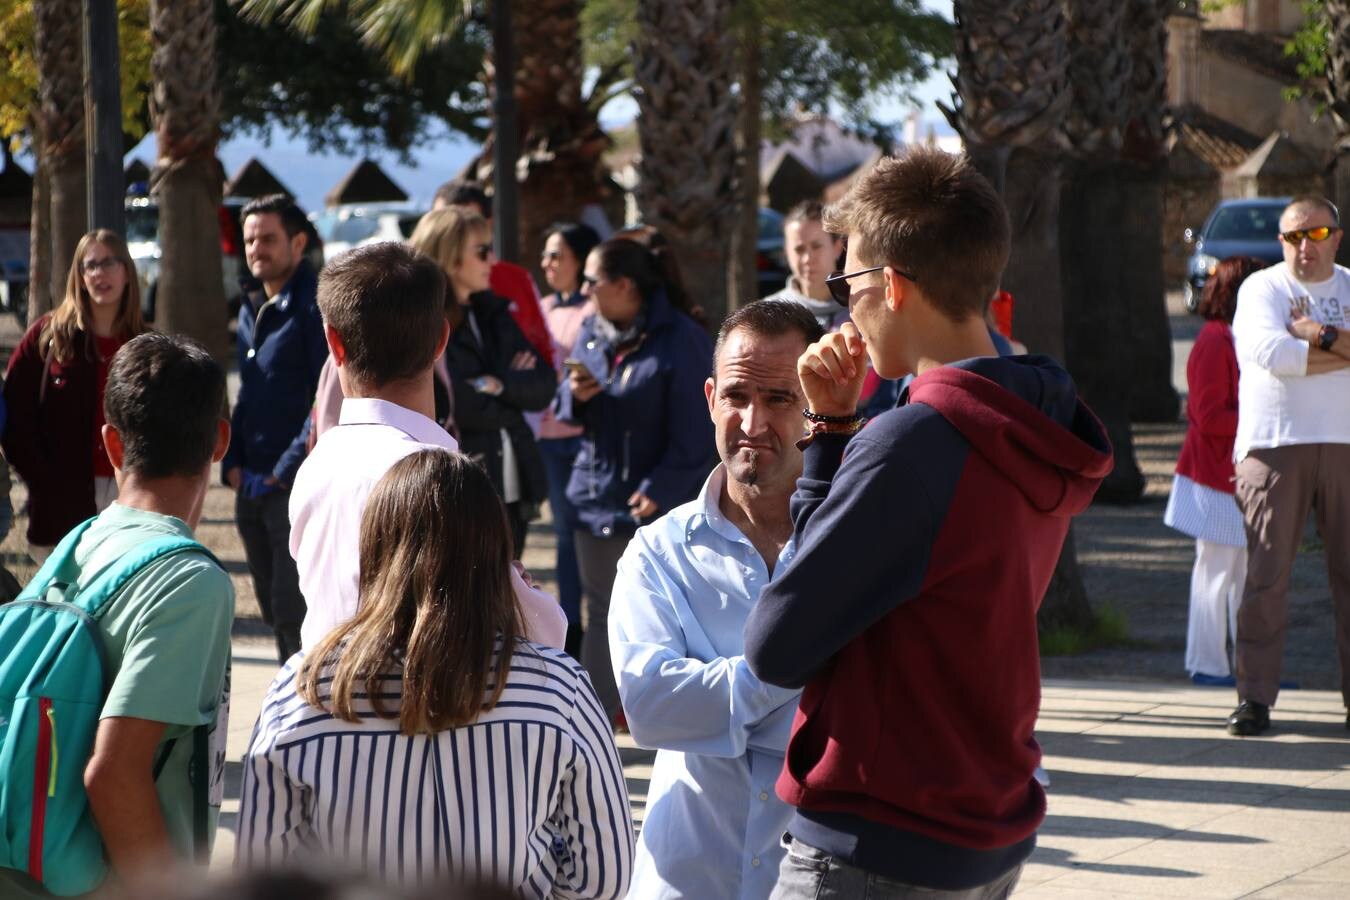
[{"x1": 237, "y1": 450, "x2": 633, "y2": 897}]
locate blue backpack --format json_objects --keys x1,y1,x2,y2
[{"x1": 0, "y1": 518, "x2": 221, "y2": 896}]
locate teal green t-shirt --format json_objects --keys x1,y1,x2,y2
[
  {"x1": 80, "y1": 504, "x2": 235, "y2": 861},
  {"x1": 0, "y1": 504, "x2": 234, "y2": 897}
]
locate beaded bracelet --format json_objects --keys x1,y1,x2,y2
[{"x1": 801, "y1": 407, "x2": 860, "y2": 424}]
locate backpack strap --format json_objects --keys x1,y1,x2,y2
[
  {"x1": 14, "y1": 517, "x2": 99, "y2": 603},
  {"x1": 70, "y1": 535, "x2": 222, "y2": 620}
]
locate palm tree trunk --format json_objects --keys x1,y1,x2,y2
[
  {"x1": 952, "y1": 0, "x2": 1097, "y2": 636},
  {"x1": 1060, "y1": 0, "x2": 1144, "y2": 503},
  {"x1": 33, "y1": 0, "x2": 87, "y2": 304},
  {"x1": 149, "y1": 0, "x2": 227, "y2": 360},
  {"x1": 1120, "y1": 0, "x2": 1179, "y2": 424},
  {"x1": 1322, "y1": 0, "x2": 1350, "y2": 267},
  {"x1": 634, "y1": 0, "x2": 739, "y2": 326},
  {"x1": 729, "y1": 22, "x2": 762, "y2": 312},
  {"x1": 27, "y1": 124, "x2": 52, "y2": 325}
]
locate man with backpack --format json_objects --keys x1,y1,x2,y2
[{"x1": 0, "y1": 332, "x2": 233, "y2": 896}]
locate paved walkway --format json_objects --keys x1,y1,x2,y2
[{"x1": 217, "y1": 635, "x2": 1350, "y2": 897}]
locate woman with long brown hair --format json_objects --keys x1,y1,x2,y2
[
  {"x1": 2, "y1": 229, "x2": 147, "y2": 560},
  {"x1": 238, "y1": 450, "x2": 632, "y2": 897}
]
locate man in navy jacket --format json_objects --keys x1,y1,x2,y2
[
  {"x1": 744, "y1": 147, "x2": 1112, "y2": 897},
  {"x1": 223, "y1": 194, "x2": 327, "y2": 663}
]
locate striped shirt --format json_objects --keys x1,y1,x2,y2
[{"x1": 236, "y1": 641, "x2": 633, "y2": 898}]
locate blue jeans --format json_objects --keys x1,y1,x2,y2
[
  {"x1": 539, "y1": 436, "x2": 583, "y2": 625},
  {"x1": 770, "y1": 835, "x2": 1023, "y2": 900}
]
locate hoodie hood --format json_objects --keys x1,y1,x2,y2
[{"x1": 907, "y1": 355, "x2": 1112, "y2": 516}]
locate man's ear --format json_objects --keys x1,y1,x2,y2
[
  {"x1": 704, "y1": 376, "x2": 716, "y2": 414},
  {"x1": 325, "y1": 323, "x2": 347, "y2": 366},
  {"x1": 290, "y1": 229, "x2": 309, "y2": 259},
  {"x1": 212, "y1": 419, "x2": 230, "y2": 463},
  {"x1": 435, "y1": 317, "x2": 451, "y2": 358},
  {"x1": 102, "y1": 424, "x2": 125, "y2": 472},
  {"x1": 884, "y1": 266, "x2": 911, "y2": 313}
]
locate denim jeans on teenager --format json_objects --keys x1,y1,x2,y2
[
  {"x1": 770, "y1": 835, "x2": 1023, "y2": 900},
  {"x1": 539, "y1": 436, "x2": 583, "y2": 627}
]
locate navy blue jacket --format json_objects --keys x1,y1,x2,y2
[
  {"x1": 555, "y1": 291, "x2": 715, "y2": 536},
  {"x1": 223, "y1": 258, "x2": 327, "y2": 486}
]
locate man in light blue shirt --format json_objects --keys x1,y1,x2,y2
[{"x1": 610, "y1": 299, "x2": 825, "y2": 899}]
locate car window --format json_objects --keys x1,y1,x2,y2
[
  {"x1": 758, "y1": 208, "x2": 784, "y2": 242},
  {"x1": 331, "y1": 217, "x2": 379, "y2": 243},
  {"x1": 1207, "y1": 205, "x2": 1282, "y2": 242},
  {"x1": 311, "y1": 213, "x2": 340, "y2": 244},
  {"x1": 125, "y1": 206, "x2": 159, "y2": 243}
]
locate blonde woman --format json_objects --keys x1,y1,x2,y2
[
  {"x1": 239, "y1": 450, "x2": 633, "y2": 897},
  {"x1": 2, "y1": 230, "x2": 147, "y2": 559}
]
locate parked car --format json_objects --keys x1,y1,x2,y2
[
  {"x1": 312, "y1": 205, "x2": 425, "y2": 263},
  {"x1": 756, "y1": 207, "x2": 790, "y2": 298},
  {"x1": 1184, "y1": 197, "x2": 1287, "y2": 313},
  {"x1": 0, "y1": 227, "x2": 28, "y2": 326},
  {"x1": 127, "y1": 197, "x2": 325, "y2": 322}
]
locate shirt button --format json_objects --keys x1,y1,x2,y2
[
  {"x1": 601, "y1": 526, "x2": 612, "y2": 536},
  {"x1": 759, "y1": 791, "x2": 769, "y2": 801},
  {"x1": 246, "y1": 348, "x2": 256, "y2": 359},
  {"x1": 751, "y1": 857, "x2": 761, "y2": 867}
]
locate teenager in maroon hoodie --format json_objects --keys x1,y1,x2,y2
[{"x1": 745, "y1": 147, "x2": 1112, "y2": 897}]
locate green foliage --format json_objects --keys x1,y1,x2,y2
[
  {"x1": 1039, "y1": 604, "x2": 1130, "y2": 657},
  {"x1": 1283, "y1": 1, "x2": 1328, "y2": 109},
  {"x1": 583, "y1": 0, "x2": 951, "y2": 140},
  {"x1": 0, "y1": 0, "x2": 153, "y2": 150},
  {"x1": 219, "y1": 0, "x2": 488, "y2": 155}
]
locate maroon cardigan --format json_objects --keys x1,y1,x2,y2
[
  {"x1": 2, "y1": 315, "x2": 102, "y2": 546},
  {"x1": 1176, "y1": 320, "x2": 1239, "y2": 494}
]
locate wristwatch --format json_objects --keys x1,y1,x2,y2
[{"x1": 1318, "y1": 324, "x2": 1340, "y2": 352}]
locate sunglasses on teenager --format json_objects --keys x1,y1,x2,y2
[
  {"x1": 824, "y1": 264, "x2": 918, "y2": 307},
  {"x1": 1280, "y1": 226, "x2": 1341, "y2": 244}
]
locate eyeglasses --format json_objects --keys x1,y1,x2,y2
[
  {"x1": 581, "y1": 274, "x2": 601, "y2": 290},
  {"x1": 1280, "y1": 226, "x2": 1341, "y2": 244},
  {"x1": 81, "y1": 258, "x2": 123, "y2": 275},
  {"x1": 824, "y1": 265, "x2": 917, "y2": 307},
  {"x1": 541, "y1": 250, "x2": 564, "y2": 262},
  {"x1": 472, "y1": 243, "x2": 493, "y2": 261}
]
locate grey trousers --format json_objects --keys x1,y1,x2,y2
[
  {"x1": 1233, "y1": 443, "x2": 1350, "y2": 708},
  {"x1": 769, "y1": 835, "x2": 1023, "y2": 900},
  {"x1": 574, "y1": 528, "x2": 633, "y2": 721}
]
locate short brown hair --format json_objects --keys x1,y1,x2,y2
[
  {"x1": 297, "y1": 450, "x2": 523, "y2": 733},
  {"x1": 823, "y1": 146, "x2": 1010, "y2": 322},
  {"x1": 1284, "y1": 194, "x2": 1340, "y2": 225},
  {"x1": 714, "y1": 299, "x2": 824, "y2": 371},
  {"x1": 317, "y1": 242, "x2": 447, "y2": 388}
]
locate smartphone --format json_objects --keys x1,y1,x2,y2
[{"x1": 563, "y1": 358, "x2": 595, "y2": 380}]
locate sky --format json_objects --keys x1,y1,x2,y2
[{"x1": 114, "y1": 0, "x2": 958, "y2": 215}]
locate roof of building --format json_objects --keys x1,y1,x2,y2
[
  {"x1": 226, "y1": 157, "x2": 294, "y2": 200},
  {"x1": 1232, "y1": 129, "x2": 1320, "y2": 178},
  {"x1": 1170, "y1": 105, "x2": 1264, "y2": 170},
  {"x1": 1199, "y1": 29, "x2": 1301, "y2": 85},
  {"x1": 324, "y1": 159, "x2": 408, "y2": 207}
]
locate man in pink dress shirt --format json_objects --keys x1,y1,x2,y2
[{"x1": 289, "y1": 242, "x2": 566, "y2": 649}]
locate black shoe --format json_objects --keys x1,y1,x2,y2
[{"x1": 1227, "y1": 701, "x2": 1270, "y2": 736}]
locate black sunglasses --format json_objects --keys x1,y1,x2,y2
[{"x1": 825, "y1": 265, "x2": 917, "y2": 307}]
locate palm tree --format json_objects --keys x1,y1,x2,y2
[
  {"x1": 633, "y1": 0, "x2": 739, "y2": 326},
  {"x1": 947, "y1": 0, "x2": 1096, "y2": 635},
  {"x1": 1119, "y1": 0, "x2": 1179, "y2": 424},
  {"x1": 149, "y1": 0, "x2": 227, "y2": 359},
  {"x1": 32, "y1": 0, "x2": 86, "y2": 313},
  {"x1": 240, "y1": 0, "x2": 611, "y2": 276},
  {"x1": 1311, "y1": 0, "x2": 1350, "y2": 265},
  {"x1": 1060, "y1": 0, "x2": 1145, "y2": 504}
]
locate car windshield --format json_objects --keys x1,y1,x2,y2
[
  {"x1": 758, "y1": 208, "x2": 784, "y2": 243},
  {"x1": 125, "y1": 206, "x2": 158, "y2": 243},
  {"x1": 1206, "y1": 205, "x2": 1283, "y2": 242}
]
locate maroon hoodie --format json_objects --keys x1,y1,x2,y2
[{"x1": 746, "y1": 355, "x2": 1111, "y2": 890}]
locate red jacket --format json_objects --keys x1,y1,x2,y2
[
  {"x1": 1176, "y1": 320, "x2": 1239, "y2": 494},
  {"x1": 490, "y1": 261, "x2": 553, "y2": 367},
  {"x1": 3, "y1": 316, "x2": 103, "y2": 545}
]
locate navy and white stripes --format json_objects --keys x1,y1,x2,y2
[{"x1": 236, "y1": 641, "x2": 633, "y2": 898}]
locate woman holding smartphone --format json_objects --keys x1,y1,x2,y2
[{"x1": 554, "y1": 237, "x2": 715, "y2": 723}]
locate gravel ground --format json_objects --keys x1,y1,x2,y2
[{"x1": 0, "y1": 299, "x2": 1343, "y2": 695}]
